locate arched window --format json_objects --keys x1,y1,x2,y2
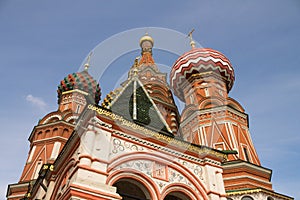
[
  {"x1": 267, "y1": 197, "x2": 274, "y2": 200},
  {"x1": 62, "y1": 128, "x2": 69, "y2": 137},
  {"x1": 113, "y1": 179, "x2": 150, "y2": 200},
  {"x1": 164, "y1": 191, "x2": 191, "y2": 200},
  {"x1": 242, "y1": 196, "x2": 254, "y2": 200}
]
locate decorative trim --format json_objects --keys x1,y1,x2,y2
[
  {"x1": 181, "y1": 105, "x2": 248, "y2": 128},
  {"x1": 226, "y1": 188, "x2": 293, "y2": 200},
  {"x1": 112, "y1": 130, "x2": 222, "y2": 167},
  {"x1": 87, "y1": 104, "x2": 227, "y2": 162},
  {"x1": 62, "y1": 89, "x2": 89, "y2": 96}
]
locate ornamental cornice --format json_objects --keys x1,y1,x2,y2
[
  {"x1": 181, "y1": 105, "x2": 248, "y2": 128},
  {"x1": 87, "y1": 104, "x2": 226, "y2": 162},
  {"x1": 112, "y1": 130, "x2": 222, "y2": 166},
  {"x1": 227, "y1": 188, "x2": 294, "y2": 200}
]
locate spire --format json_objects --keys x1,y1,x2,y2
[
  {"x1": 187, "y1": 28, "x2": 196, "y2": 48},
  {"x1": 84, "y1": 52, "x2": 93, "y2": 71},
  {"x1": 139, "y1": 33, "x2": 155, "y2": 65}
]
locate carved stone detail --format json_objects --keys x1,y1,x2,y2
[
  {"x1": 114, "y1": 160, "x2": 152, "y2": 176},
  {"x1": 110, "y1": 138, "x2": 145, "y2": 158},
  {"x1": 175, "y1": 158, "x2": 204, "y2": 181},
  {"x1": 168, "y1": 168, "x2": 197, "y2": 192}
]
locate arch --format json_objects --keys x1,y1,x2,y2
[
  {"x1": 107, "y1": 152, "x2": 209, "y2": 199},
  {"x1": 113, "y1": 178, "x2": 150, "y2": 200},
  {"x1": 164, "y1": 192, "x2": 191, "y2": 200},
  {"x1": 161, "y1": 183, "x2": 203, "y2": 200},
  {"x1": 227, "y1": 97, "x2": 245, "y2": 112},
  {"x1": 50, "y1": 159, "x2": 76, "y2": 200},
  {"x1": 45, "y1": 129, "x2": 51, "y2": 137},
  {"x1": 62, "y1": 109, "x2": 79, "y2": 122},
  {"x1": 108, "y1": 170, "x2": 159, "y2": 200},
  {"x1": 241, "y1": 196, "x2": 254, "y2": 200},
  {"x1": 65, "y1": 115, "x2": 78, "y2": 124},
  {"x1": 36, "y1": 131, "x2": 43, "y2": 140},
  {"x1": 40, "y1": 113, "x2": 62, "y2": 124},
  {"x1": 151, "y1": 90, "x2": 170, "y2": 102},
  {"x1": 53, "y1": 128, "x2": 58, "y2": 136},
  {"x1": 62, "y1": 128, "x2": 69, "y2": 137},
  {"x1": 180, "y1": 104, "x2": 197, "y2": 121},
  {"x1": 199, "y1": 97, "x2": 224, "y2": 109},
  {"x1": 267, "y1": 197, "x2": 274, "y2": 200},
  {"x1": 68, "y1": 119, "x2": 76, "y2": 124}
]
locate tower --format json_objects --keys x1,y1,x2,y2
[
  {"x1": 6, "y1": 60, "x2": 101, "y2": 200},
  {"x1": 103, "y1": 34, "x2": 180, "y2": 136},
  {"x1": 170, "y1": 36, "x2": 292, "y2": 199}
]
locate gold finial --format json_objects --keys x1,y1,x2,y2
[
  {"x1": 84, "y1": 52, "x2": 93, "y2": 71},
  {"x1": 188, "y1": 28, "x2": 196, "y2": 48},
  {"x1": 139, "y1": 33, "x2": 154, "y2": 48}
]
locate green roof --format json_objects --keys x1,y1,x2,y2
[{"x1": 110, "y1": 77, "x2": 172, "y2": 136}]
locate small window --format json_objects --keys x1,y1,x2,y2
[
  {"x1": 75, "y1": 105, "x2": 81, "y2": 113},
  {"x1": 204, "y1": 88, "x2": 209, "y2": 96},
  {"x1": 243, "y1": 147, "x2": 250, "y2": 162}
]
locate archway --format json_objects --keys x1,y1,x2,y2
[
  {"x1": 164, "y1": 191, "x2": 192, "y2": 200},
  {"x1": 113, "y1": 178, "x2": 151, "y2": 200}
]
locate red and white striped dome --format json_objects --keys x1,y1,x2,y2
[{"x1": 170, "y1": 48, "x2": 235, "y2": 101}]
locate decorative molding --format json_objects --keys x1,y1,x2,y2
[
  {"x1": 112, "y1": 130, "x2": 223, "y2": 167},
  {"x1": 110, "y1": 138, "x2": 144, "y2": 155},
  {"x1": 227, "y1": 188, "x2": 293, "y2": 200},
  {"x1": 87, "y1": 105, "x2": 226, "y2": 162},
  {"x1": 181, "y1": 105, "x2": 248, "y2": 128}
]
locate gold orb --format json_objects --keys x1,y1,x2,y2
[{"x1": 139, "y1": 34, "x2": 154, "y2": 47}]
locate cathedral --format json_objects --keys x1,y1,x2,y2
[{"x1": 6, "y1": 33, "x2": 293, "y2": 200}]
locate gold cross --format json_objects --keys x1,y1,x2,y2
[{"x1": 187, "y1": 28, "x2": 196, "y2": 48}]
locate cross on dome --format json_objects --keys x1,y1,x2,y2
[
  {"x1": 84, "y1": 51, "x2": 93, "y2": 71},
  {"x1": 187, "y1": 28, "x2": 196, "y2": 48}
]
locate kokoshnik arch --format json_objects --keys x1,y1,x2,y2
[{"x1": 6, "y1": 30, "x2": 293, "y2": 200}]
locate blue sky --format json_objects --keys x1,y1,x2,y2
[{"x1": 0, "y1": 1, "x2": 299, "y2": 199}]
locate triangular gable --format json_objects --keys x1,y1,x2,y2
[
  {"x1": 206, "y1": 119, "x2": 238, "y2": 159},
  {"x1": 109, "y1": 76, "x2": 172, "y2": 136}
]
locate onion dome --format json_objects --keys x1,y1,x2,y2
[
  {"x1": 139, "y1": 33, "x2": 154, "y2": 48},
  {"x1": 57, "y1": 70, "x2": 101, "y2": 104},
  {"x1": 170, "y1": 48, "x2": 235, "y2": 101}
]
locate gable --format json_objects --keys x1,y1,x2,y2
[{"x1": 109, "y1": 77, "x2": 172, "y2": 136}]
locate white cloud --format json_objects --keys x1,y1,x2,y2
[{"x1": 25, "y1": 94, "x2": 48, "y2": 111}]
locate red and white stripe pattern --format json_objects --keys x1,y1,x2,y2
[{"x1": 170, "y1": 48, "x2": 235, "y2": 101}]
